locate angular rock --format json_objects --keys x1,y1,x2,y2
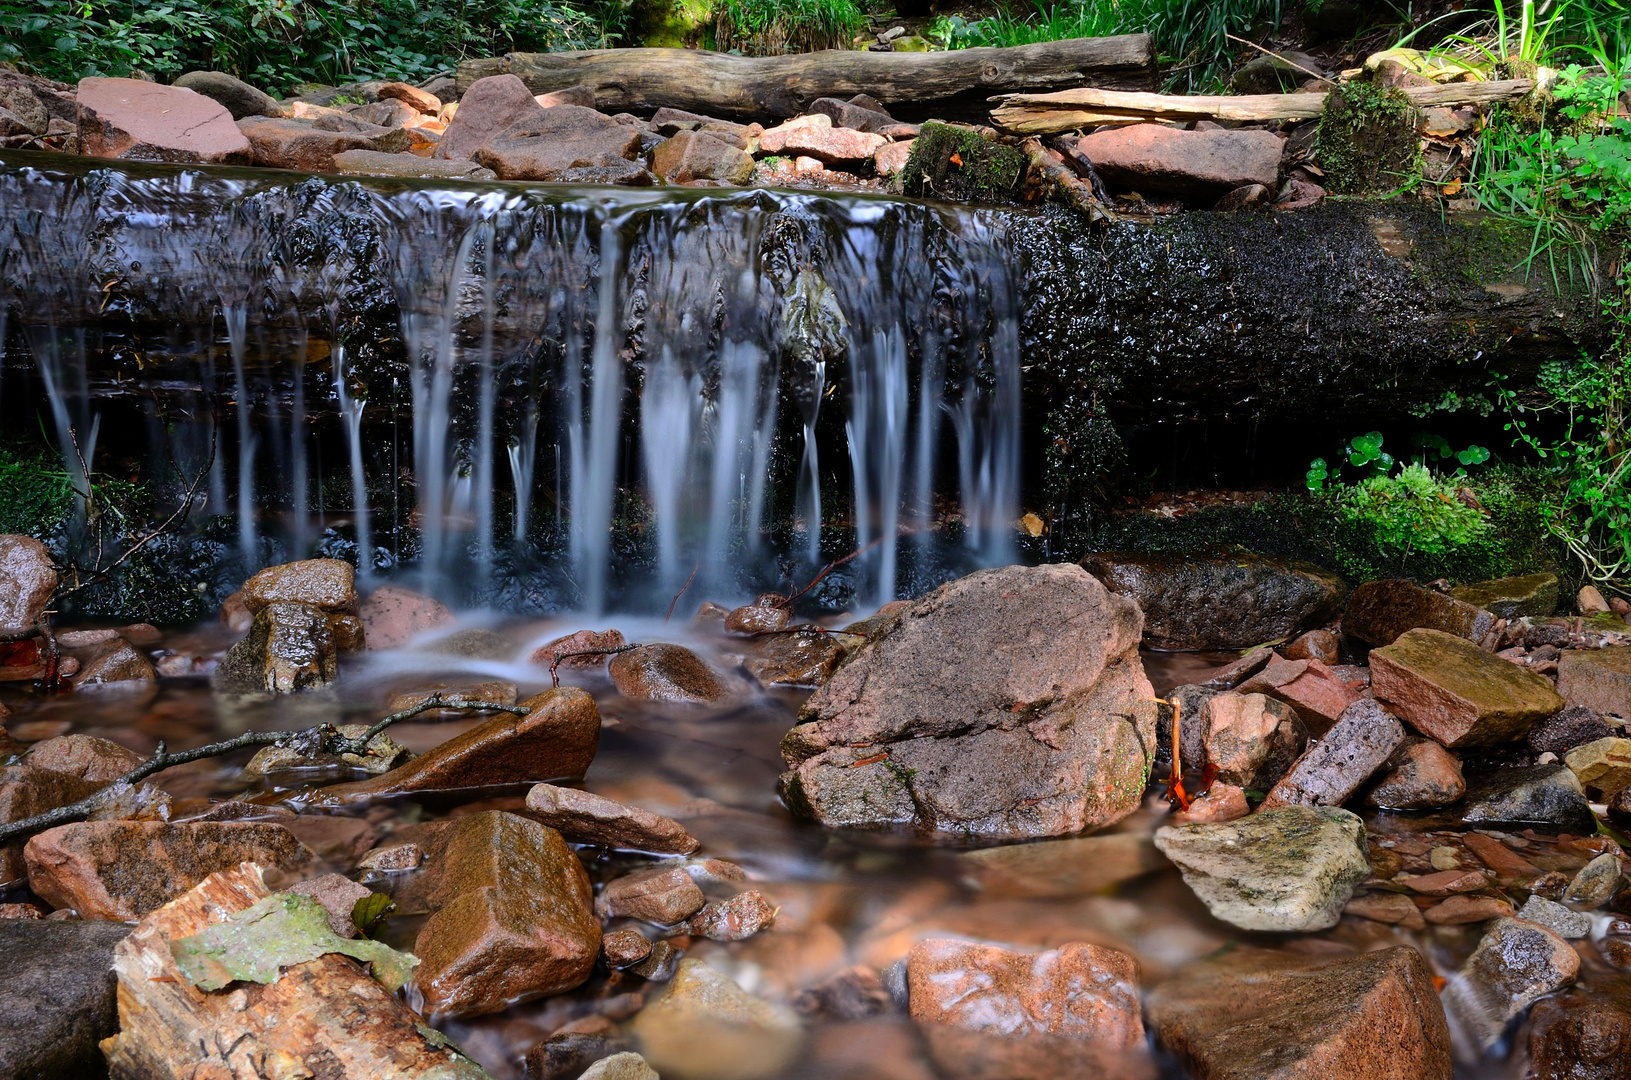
[
  {"x1": 1443, "y1": 917, "x2": 1579, "y2": 1050},
  {"x1": 1200, "y1": 691, "x2": 1306, "y2": 789},
  {"x1": 873, "y1": 138, "x2": 915, "y2": 177},
  {"x1": 377, "y1": 81, "x2": 440, "y2": 114},
  {"x1": 956, "y1": 830, "x2": 1165, "y2": 899},
  {"x1": 1527, "y1": 981, "x2": 1631, "y2": 1080},
  {"x1": 0, "y1": 918, "x2": 131, "y2": 1080},
  {"x1": 609, "y1": 643, "x2": 731, "y2": 703},
  {"x1": 1283, "y1": 627, "x2": 1341, "y2": 662},
  {"x1": 1261, "y1": 698, "x2": 1405, "y2": 809},
  {"x1": 437, "y1": 73, "x2": 547, "y2": 161},
  {"x1": 1371, "y1": 628, "x2": 1565, "y2": 747},
  {"x1": 1519, "y1": 895, "x2": 1592, "y2": 939},
  {"x1": 1080, "y1": 551, "x2": 1345, "y2": 650},
  {"x1": 1172, "y1": 781, "x2": 1250, "y2": 824},
  {"x1": 242, "y1": 558, "x2": 358, "y2": 614},
  {"x1": 474, "y1": 106, "x2": 642, "y2": 180},
  {"x1": 1, "y1": 765, "x2": 101, "y2": 888},
  {"x1": 1451, "y1": 572, "x2": 1560, "y2": 620},
  {"x1": 723, "y1": 601, "x2": 790, "y2": 636},
  {"x1": 303, "y1": 687, "x2": 600, "y2": 805},
  {"x1": 1531, "y1": 706, "x2": 1614, "y2": 757},
  {"x1": 173, "y1": 70, "x2": 285, "y2": 119},
  {"x1": 1146, "y1": 945, "x2": 1452, "y2": 1080},
  {"x1": 23, "y1": 820, "x2": 306, "y2": 920},
  {"x1": 77, "y1": 77, "x2": 251, "y2": 163},
  {"x1": 1402, "y1": 868, "x2": 1488, "y2": 895},
  {"x1": 288, "y1": 873, "x2": 372, "y2": 938},
  {"x1": 1068, "y1": 124, "x2": 1283, "y2": 202},
  {"x1": 596, "y1": 865, "x2": 706, "y2": 925},
  {"x1": 356, "y1": 841, "x2": 423, "y2": 872},
  {"x1": 72, "y1": 637, "x2": 158, "y2": 692},
  {"x1": 531, "y1": 627, "x2": 628, "y2": 669},
  {"x1": 687, "y1": 889, "x2": 776, "y2": 940},
  {"x1": 1153, "y1": 805, "x2": 1370, "y2": 931},
  {"x1": 1343, "y1": 578, "x2": 1495, "y2": 647},
  {"x1": 413, "y1": 811, "x2": 598, "y2": 1017},
  {"x1": 653, "y1": 130, "x2": 756, "y2": 184},
  {"x1": 1461, "y1": 832, "x2": 1542, "y2": 882},
  {"x1": 234, "y1": 118, "x2": 373, "y2": 171},
  {"x1": 24, "y1": 734, "x2": 143, "y2": 782},
  {"x1": 331, "y1": 149, "x2": 496, "y2": 179},
  {"x1": 1565, "y1": 852, "x2": 1622, "y2": 907},
  {"x1": 630, "y1": 939, "x2": 679, "y2": 982},
  {"x1": 1558, "y1": 647, "x2": 1631, "y2": 718},
  {"x1": 1459, "y1": 764, "x2": 1596, "y2": 832},
  {"x1": 759, "y1": 123, "x2": 886, "y2": 167},
  {"x1": 212, "y1": 601, "x2": 337, "y2": 695},
  {"x1": 781, "y1": 564, "x2": 1159, "y2": 840},
  {"x1": 0, "y1": 535, "x2": 56, "y2": 635},
  {"x1": 1344, "y1": 891, "x2": 1426, "y2": 929},
  {"x1": 1580, "y1": 586, "x2": 1612, "y2": 615},
  {"x1": 1368, "y1": 736, "x2": 1465, "y2": 809},
  {"x1": 0, "y1": 84, "x2": 49, "y2": 137},
  {"x1": 1196, "y1": 647, "x2": 1276, "y2": 691},
  {"x1": 524, "y1": 782, "x2": 698, "y2": 853},
  {"x1": 602, "y1": 926, "x2": 653, "y2": 967},
  {"x1": 631, "y1": 959, "x2": 801, "y2": 1080},
  {"x1": 1566, "y1": 737, "x2": 1631, "y2": 796},
  {"x1": 908, "y1": 938, "x2": 1143, "y2": 1046},
  {"x1": 1236, "y1": 655, "x2": 1361, "y2": 732},
  {"x1": 743, "y1": 626, "x2": 846, "y2": 688},
  {"x1": 357, "y1": 583, "x2": 454, "y2": 649}
]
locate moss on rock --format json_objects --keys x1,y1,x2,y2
[
  {"x1": 900, "y1": 122, "x2": 1027, "y2": 202},
  {"x1": 1315, "y1": 80, "x2": 1421, "y2": 195}
]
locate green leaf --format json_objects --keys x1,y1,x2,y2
[
  {"x1": 169, "y1": 892, "x2": 418, "y2": 992},
  {"x1": 351, "y1": 892, "x2": 396, "y2": 941},
  {"x1": 1458, "y1": 445, "x2": 1491, "y2": 467}
]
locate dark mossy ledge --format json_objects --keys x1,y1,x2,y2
[{"x1": 0, "y1": 149, "x2": 1604, "y2": 425}]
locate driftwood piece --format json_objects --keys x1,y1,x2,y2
[
  {"x1": 101, "y1": 862, "x2": 491, "y2": 1079},
  {"x1": 990, "y1": 78, "x2": 1536, "y2": 134},
  {"x1": 457, "y1": 37, "x2": 1158, "y2": 123},
  {"x1": 1020, "y1": 137, "x2": 1113, "y2": 223}
]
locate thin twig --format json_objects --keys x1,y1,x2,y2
[
  {"x1": 0, "y1": 695, "x2": 517, "y2": 844},
  {"x1": 749, "y1": 626, "x2": 866, "y2": 638},
  {"x1": 777, "y1": 536, "x2": 888, "y2": 610},
  {"x1": 547, "y1": 644, "x2": 641, "y2": 687},
  {"x1": 1225, "y1": 33, "x2": 1330, "y2": 85},
  {"x1": 665, "y1": 564, "x2": 699, "y2": 624}
]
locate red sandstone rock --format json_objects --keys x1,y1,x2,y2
[
  {"x1": 377, "y1": 81, "x2": 440, "y2": 114},
  {"x1": 23, "y1": 735, "x2": 143, "y2": 782},
  {"x1": 358, "y1": 584, "x2": 454, "y2": 649},
  {"x1": 76, "y1": 77, "x2": 251, "y2": 163},
  {"x1": 1068, "y1": 124, "x2": 1282, "y2": 202},
  {"x1": 596, "y1": 865, "x2": 706, "y2": 925},
  {"x1": 1371, "y1": 628, "x2": 1564, "y2": 747},
  {"x1": 524, "y1": 782, "x2": 699, "y2": 854},
  {"x1": 530, "y1": 628, "x2": 628, "y2": 669},
  {"x1": 437, "y1": 74, "x2": 547, "y2": 161}
]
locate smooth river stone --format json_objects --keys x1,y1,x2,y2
[{"x1": 524, "y1": 783, "x2": 698, "y2": 854}]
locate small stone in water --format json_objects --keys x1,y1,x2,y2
[
  {"x1": 385, "y1": 679, "x2": 518, "y2": 714},
  {"x1": 525, "y1": 782, "x2": 699, "y2": 854},
  {"x1": 1443, "y1": 917, "x2": 1579, "y2": 1050},
  {"x1": 1518, "y1": 894, "x2": 1592, "y2": 939},
  {"x1": 579, "y1": 1052, "x2": 659, "y2": 1080},
  {"x1": 531, "y1": 628, "x2": 627, "y2": 669},
  {"x1": 1421, "y1": 895, "x2": 1514, "y2": 925},
  {"x1": 724, "y1": 603, "x2": 790, "y2": 636},
  {"x1": 1368, "y1": 738, "x2": 1465, "y2": 810},
  {"x1": 1169, "y1": 782, "x2": 1249, "y2": 824},
  {"x1": 23, "y1": 734, "x2": 144, "y2": 783},
  {"x1": 1429, "y1": 846, "x2": 1461, "y2": 870},
  {"x1": 1564, "y1": 852, "x2": 1622, "y2": 907},
  {"x1": 794, "y1": 965, "x2": 893, "y2": 1020},
  {"x1": 602, "y1": 926, "x2": 653, "y2": 967},
  {"x1": 1343, "y1": 891, "x2": 1425, "y2": 930},
  {"x1": 526, "y1": 1032, "x2": 635, "y2": 1080},
  {"x1": 631, "y1": 959, "x2": 801, "y2": 1080},
  {"x1": 687, "y1": 889, "x2": 776, "y2": 940},
  {"x1": 628, "y1": 939, "x2": 678, "y2": 981},
  {"x1": 357, "y1": 841, "x2": 425, "y2": 872},
  {"x1": 288, "y1": 873, "x2": 372, "y2": 938},
  {"x1": 597, "y1": 865, "x2": 707, "y2": 925},
  {"x1": 609, "y1": 643, "x2": 732, "y2": 704},
  {"x1": 1401, "y1": 869, "x2": 1487, "y2": 896}
]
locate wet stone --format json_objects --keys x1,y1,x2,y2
[
  {"x1": 1451, "y1": 572, "x2": 1560, "y2": 620},
  {"x1": 580, "y1": 1053, "x2": 659, "y2": 1080},
  {"x1": 242, "y1": 558, "x2": 358, "y2": 614},
  {"x1": 1171, "y1": 781, "x2": 1250, "y2": 824},
  {"x1": 1236, "y1": 655, "x2": 1361, "y2": 732},
  {"x1": 1283, "y1": 628, "x2": 1341, "y2": 663},
  {"x1": 0, "y1": 918, "x2": 132, "y2": 1080},
  {"x1": 652, "y1": 130, "x2": 756, "y2": 184},
  {"x1": 1531, "y1": 706, "x2": 1615, "y2": 757},
  {"x1": 1200, "y1": 691, "x2": 1306, "y2": 790},
  {"x1": 1558, "y1": 647, "x2": 1631, "y2": 718},
  {"x1": 1566, "y1": 737, "x2": 1631, "y2": 796},
  {"x1": 357, "y1": 841, "x2": 424, "y2": 872},
  {"x1": 629, "y1": 938, "x2": 679, "y2": 981},
  {"x1": 687, "y1": 889, "x2": 776, "y2": 940},
  {"x1": 794, "y1": 965, "x2": 893, "y2": 1020},
  {"x1": 531, "y1": 627, "x2": 627, "y2": 669},
  {"x1": 724, "y1": 601, "x2": 791, "y2": 636},
  {"x1": 1459, "y1": 764, "x2": 1596, "y2": 833},
  {"x1": 212, "y1": 601, "x2": 337, "y2": 696},
  {"x1": 1343, "y1": 578, "x2": 1495, "y2": 647},
  {"x1": 602, "y1": 926, "x2": 653, "y2": 967},
  {"x1": 357, "y1": 584, "x2": 454, "y2": 649},
  {"x1": 631, "y1": 959, "x2": 802, "y2": 1080},
  {"x1": 23, "y1": 734, "x2": 143, "y2": 782},
  {"x1": 1371, "y1": 628, "x2": 1565, "y2": 747},
  {"x1": 384, "y1": 679, "x2": 518, "y2": 715},
  {"x1": 1443, "y1": 917, "x2": 1580, "y2": 1050},
  {"x1": 956, "y1": 831, "x2": 1165, "y2": 899},
  {"x1": 609, "y1": 643, "x2": 730, "y2": 704},
  {"x1": 0, "y1": 534, "x2": 57, "y2": 634},
  {"x1": 743, "y1": 626, "x2": 846, "y2": 688},
  {"x1": 1519, "y1": 894, "x2": 1592, "y2": 939},
  {"x1": 526, "y1": 782, "x2": 698, "y2": 854},
  {"x1": 474, "y1": 105, "x2": 644, "y2": 181},
  {"x1": 1422, "y1": 895, "x2": 1514, "y2": 924},
  {"x1": 242, "y1": 723, "x2": 407, "y2": 778},
  {"x1": 1565, "y1": 852, "x2": 1622, "y2": 907},
  {"x1": 71, "y1": 637, "x2": 158, "y2": 693},
  {"x1": 1154, "y1": 805, "x2": 1370, "y2": 932},
  {"x1": 597, "y1": 865, "x2": 706, "y2": 925},
  {"x1": 288, "y1": 873, "x2": 371, "y2": 938},
  {"x1": 526, "y1": 1032, "x2": 635, "y2": 1080},
  {"x1": 1368, "y1": 737, "x2": 1466, "y2": 809},
  {"x1": 1344, "y1": 891, "x2": 1426, "y2": 929},
  {"x1": 1260, "y1": 698, "x2": 1404, "y2": 809},
  {"x1": 1527, "y1": 981, "x2": 1631, "y2": 1080}
]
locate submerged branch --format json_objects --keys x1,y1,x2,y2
[{"x1": 0, "y1": 695, "x2": 519, "y2": 845}]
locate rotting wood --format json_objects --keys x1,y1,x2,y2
[
  {"x1": 456, "y1": 36, "x2": 1158, "y2": 123},
  {"x1": 100, "y1": 862, "x2": 492, "y2": 1079},
  {"x1": 990, "y1": 78, "x2": 1536, "y2": 135},
  {"x1": 1019, "y1": 137, "x2": 1114, "y2": 224}
]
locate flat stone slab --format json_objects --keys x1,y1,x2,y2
[
  {"x1": 1261, "y1": 698, "x2": 1403, "y2": 809},
  {"x1": 1557, "y1": 646, "x2": 1631, "y2": 718},
  {"x1": 77, "y1": 77, "x2": 251, "y2": 163},
  {"x1": 1067, "y1": 123, "x2": 1283, "y2": 202},
  {"x1": 1371, "y1": 627, "x2": 1564, "y2": 747},
  {"x1": 524, "y1": 783, "x2": 699, "y2": 854},
  {"x1": 1450, "y1": 572, "x2": 1559, "y2": 619},
  {"x1": 1154, "y1": 805, "x2": 1370, "y2": 932}
]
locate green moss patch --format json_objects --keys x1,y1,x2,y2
[
  {"x1": 900, "y1": 122, "x2": 1028, "y2": 203},
  {"x1": 1315, "y1": 80, "x2": 1422, "y2": 195}
]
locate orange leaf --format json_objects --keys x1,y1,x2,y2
[
  {"x1": 949, "y1": 152, "x2": 963, "y2": 167},
  {"x1": 1443, "y1": 179, "x2": 1463, "y2": 196}
]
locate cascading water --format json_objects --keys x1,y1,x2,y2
[{"x1": 0, "y1": 152, "x2": 1025, "y2": 614}]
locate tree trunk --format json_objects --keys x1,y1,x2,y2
[
  {"x1": 456, "y1": 37, "x2": 1158, "y2": 123},
  {"x1": 101, "y1": 862, "x2": 490, "y2": 1079}
]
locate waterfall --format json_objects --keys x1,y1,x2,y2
[{"x1": 0, "y1": 155, "x2": 1025, "y2": 614}]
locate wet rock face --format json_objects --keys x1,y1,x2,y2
[
  {"x1": 413, "y1": 811, "x2": 599, "y2": 1018},
  {"x1": 687, "y1": 889, "x2": 776, "y2": 940},
  {"x1": 1444, "y1": 917, "x2": 1580, "y2": 1051},
  {"x1": 1343, "y1": 578, "x2": 1496, "y2": 647},
  {"x1": 609, "y1": 643, "x2": 731, "y2": 703},
  {"x1": 22, "y1": 820, "x2": 306, "y2": 920},
  {"x1": 1527, "y1": 981, "x2": 1631, "y2": 1080},
  {"x1": 1079, "y1": 551, "x2": 1345, "y2": 651},
  {"x1": 781, "y1": 564, "x2": 1158, "y2": 840},
  {"x1": 1371, "y1": 627, "x2": 1565, "y2": 747},
  {"x1": 0, "y1": 534, "x2": 56, "y2": 634},
  {"x1": 907, "y1": 938, "x2": 1143, "y2": 1048},
  {"x1": 211, "y1": 601, "x2": 338, "y2": 695},
  {"x1": 524, "y1": 783, "x2": 698, "y2": 854},
  {"x1": 1558, "y1": 647, "x2": 1631, "y2": 717},
  {"x1": 0, "y1": 918, "x2": 132, "y2": 1080},
  {"x1": 76, "y1": 77, "x2": 252, "y2": 163},
  {"x1": 1146, "y1": 946, "x2": 1453, "y2": 1080},
  {"x1": 1451, "y1": 572, "x2": 1560, "y2": 620},
  {"x1": 1154, "y1": 805, "x2": 1371, "y2": 931}
]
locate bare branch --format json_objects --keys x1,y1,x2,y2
[{"x1": 665, "y1": 563, "x2": 699, "y2": 624}]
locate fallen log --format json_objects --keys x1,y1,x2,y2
[
  {"x1": 990, "y1": 78, "x2": 1535, "y2": 135},
  {"x1": 101, "y1": 862, "x2": 491, "y2": 1079},
  {"x1": 456, "y1": 37, "x2": 1158, "y2": 123}
]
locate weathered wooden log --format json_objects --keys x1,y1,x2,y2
[
  {"x1": 456, "y1": 37, "x2": 1158, "y2": 123},
  {"x1": 990, "y1": 78, "x2": 1535, "y2": 134},
  {"x1": 101, "y1": 862, "x2": 489, "y2": 1079}
]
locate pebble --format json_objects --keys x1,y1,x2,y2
[
  {"x1": 525, "y1": 782, "x2": 699, "y2": 854},
  {"x1": 686, "y1": 889, "x2": 776, "y2": 941},
  {"x1": 1344, "y1": 891, "x2": 1426, "y2": 929},
  {"x1": 602, "y1": 927, "x2": 653, "y2": 967},
  {"x1": 1429, "y1": 846, "x2": 1461, "y2": 870},
  {"x1": 1518, "y1": 894, "x2": 1592, "y2": 939},
  {"x1": 597, "y1": 866, "x2": 707, "y2": 925},
  {"x1": 1421, "y1": 894, "x2": 1514, "y2": 925},
  {"x1": 579, "y1": 1053, "x2": 659, "y2": 1080},
  {"x1": 631, "y1": 959, "x2": 801, "y2": 1080},
  {"x1": 1564, "y1": 852, "x2": 1622, "y2": 907}
]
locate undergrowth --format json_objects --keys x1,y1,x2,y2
[{"x1": 713, "y1": 0, "x2": 864, "y2": 55}]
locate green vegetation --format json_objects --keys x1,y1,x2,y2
[
  {"x1": 1314, "y1": 81, "x2": 1421, "y2": 195},
  {"x1": 901, "y1": 121, "x2": 1028, "y2": 200},
  {"x1": 0, "y1": 0, "x2": 606, "y2": 93},
  {"x1": 928, "y1": 0, "x2": 1284, "y2": 91},
  {"x1": 713, "y1": 0, "x2": 864, "y2": 55}
]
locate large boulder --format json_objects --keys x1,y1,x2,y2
[
  {"x1": 173, "y1": 70, "x2": 286, "y2": 119},
  {"x1": 474, "y1": 105, "x2": 643, "y2": 181},
  {"x1": 1370, "y1": 627, "x2": 1564, "y2": 746},
  {"x1": 76, "y1": 77, "x2": 251, "y2": 163},
  {"x1": 779, "y1": 564, "x2": 1159, "y2": 840},
  {"x1": 0, "y1": 534, "x2": 56, "y2": 635},
  {"x1": 0, "y1": 919, "x2": 132, "y2": 1080},
  {"x1": 1079, "y1": 551, "x2": 1345, "y2": 650},
  {"x1": 1342, "y1": 578, "x2": 1495, "y2": 647},
  {"x1": 412, "y1": 811, "x2": 599, "y2": 1018},
  {"x1": 1064, "y1": 124, "x2": 1283, "y2": 203},
  {"x1": 1146, "y1": 946, "x2": 1452, "y2": 1080},
  {"x1": 435, "y1": 73, "x2": 547, "y2": 161},
  {"x1": 1557, "y1": 646, "x2": 1631, "y2": 717}
]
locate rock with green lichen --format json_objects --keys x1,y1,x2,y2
[
  {"x1": 240, "y1": 723, "x2": 409, "y2": 779},
  {"x1": 900, "y1": 121, "x2": 1026, "y2": 202},
  {"x1": 169, "y1": 890, "x2": 419, "y2": 991},
  {"x1": 1314, "y1": 79, "x2": 1421, "y2": 195}
]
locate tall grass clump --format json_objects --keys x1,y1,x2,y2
[{"x1": 713, "y1": 0, "x2": 865, "y2": 54}]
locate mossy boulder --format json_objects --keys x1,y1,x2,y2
[
  {"x1": 1315, "y1": 80, "x2": 1421, "y2": 195},
  {"x1": 900, "y1": 121, "x2": 1027, "y2": 202}
]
